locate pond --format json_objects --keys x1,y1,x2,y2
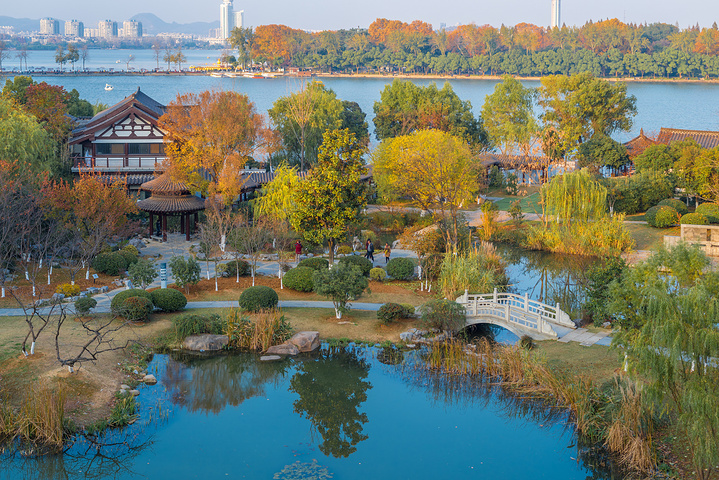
[{"x1": 1, "y1": 346, "x2": 621, "y2": 480}]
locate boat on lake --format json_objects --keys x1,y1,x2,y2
[{"x1": 104, "y1": 83, "x2": 113, "y2": 91}]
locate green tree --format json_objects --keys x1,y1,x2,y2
[
  {"x1": 0, "y1": 96, "x2": 55, "y2": 172},
  {"x1": 169, "y1": 256, "x2": 201, "y2": 294},
  {"x1": 54, "y1": 46, "x2": 66, "y2": 71},
  {"x1": 541, "y1": 168, "x2": 607, "y2": 225},
  {"x1": 481, "y1": 75, "x2": 538, "y2": 155},
  {"x1": 65, "y1": 44, "x2": 80, "y2": 72},
  {"x1": 2, "y1": 75, "x2": 34, "y2": 104},
  {"x1": 633, "y1": 144, "x2": 676, "y2": 174},
  {"x1": 576, "y1": 133, "x2": 630, "y2": 173},
  {"x1": 128, "y1": 258, "x2": 158, "y2": 290},
  {"x1": 255, "y1": 164, "x2": 302, "y2": 222},
  {"x1": 290, "y1": 129, "x2": 368, "y2": 264},
  {"x1": 312, "y1": 262, "x2": 368, "y2": 319}
]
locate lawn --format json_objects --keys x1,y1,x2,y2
[
  {"x1": 534, "y1": 340, "x2": 622, "y2": 384},
  {"x1": 492, "y1": 192, "x2": 543, "y2": 214},
  {"x1": 625, "y1": 223, "x2": 679, "y2": 251}
]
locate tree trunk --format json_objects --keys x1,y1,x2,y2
[{"x1": 335, "y1": 307, "x2": 342, "y2": 319}]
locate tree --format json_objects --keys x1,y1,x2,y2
[
  {"x1": 124, "y1": 54, "x2": 135, "y2": 71},
  {"x1": 159, "y1": 90, "x2": 272, "y2": 199},
  {"x1": 229, "y1": 215, "x2": 272, "y2": 287},
  {"x1": 54, "y1": 46, "x2": 66, "y2": 71},
  {"x1": 169, "y1": 256, "x2": 201, "y2": 294},
  {"x1": 481, "y1": 75, "x2": 538, "y2": 155},
  {"x1": 373, "y1": 129, "x2": 481, "y2": 247},
  {"x1": 540, "y1": 168, "x2": 607, "y2": 226},
  {"x1": 15, "y1": 45, "x2": 28, "y2": 71},
  {"x1": 0, "y1": 40, "x2": 9, "y2": 71},
  {"x1": 290, "y1": 129, "x2": 368, "y2": 264},
  {"x1": 576, "y1": 133, "x2": 630, "y2": 173},
  {"x1": 229, "y1": 27, "x2": 254, "y2": 69},
  {"x1": 80, "y1": 44, "x2": 89, "y2": 70},
  {"x1": 538, "y1": 73, "x2": 637, "y2": 157},
  {"x1": 163, "y1": 44, "x2": 174, "y2": 71},
  {"x1": 313, "y1": 263, "x2": 368, "y2": 319},
  {"x1": 128, "y1": 258, "x2": 157, "y2": 290},
  {"x1": 174, "y1": 48, "x2": 186, "y2": 71},
  {"x1": 373, "y1": 79, "x2": 488, "y2": 147},
  {"x1": 65, "y1": 44, "x2": 80, "y2": 72},
  {"x1": 0, "y1": 96, "x2": 55, "y2": 172},
  {"x1": 197, "y1": 199, "x2": 234, "y2": 291},
  {"x1": 151, "y1": 43, "x2": 161, "y2": 70},
  {"x1": 255, "y1": 164, "x2": 302, "y2": 222}
]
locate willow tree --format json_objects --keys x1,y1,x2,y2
[
  {"x1": 255, "y1": 164, "x2": 301, "y2": 222},
  {"x1": 540, "y1": 168, "x2": 607, "y2": 226}
]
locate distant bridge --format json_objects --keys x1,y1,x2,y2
[{"x1": 456, "y1": 289, "x2": 576, "y2": 340}]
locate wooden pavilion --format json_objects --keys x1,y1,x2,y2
[{"x1": 136, "y1": 173, "x2": 205, "y2": 241}]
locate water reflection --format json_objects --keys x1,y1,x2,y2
[
  {"x1": 289, "y1": 346, "x2": 372, "y2": 458},
  {"x1": 162, "y1": 351, "x2": 290, "y2": 414}
]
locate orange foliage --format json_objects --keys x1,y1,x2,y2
[
  {"x1": 369, "y1": 18, "x2": 432, "y2": 45},
  {"x1": 694, "y1": 28, "x2": 719, "y2": 55},
  {"x1": 252, "y1": 24, "x2": 309, "y2": 64}
]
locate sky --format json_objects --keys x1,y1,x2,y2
[{"x1": 4, "y1": 0, "x2": 718, "y2": 30}]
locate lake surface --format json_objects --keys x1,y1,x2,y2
[
  {"x1": 3, "y1": 49, "x2": 719, "y2": 142},
  {"x1": 1, "y1": 347, "x2": 618, "y2": 480}
]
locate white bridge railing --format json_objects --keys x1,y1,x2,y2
[{"x1": 456, "y1": 289, "x2": 575, "y2": 339}]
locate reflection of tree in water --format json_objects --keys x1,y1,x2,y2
[
  {"x1": 498, "y1": 245, "x2": 599, "y2": 317},
  {"x1": 273, "y1": 460, "x2": 333, "y2": 480},
  {"x1": 290, "y1": 346, "x2": 372, "y2": 458},
  {"x1": 163, "y1": 352, "x2": 290, "y2": 414}
]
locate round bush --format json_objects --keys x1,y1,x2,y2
[
  {"x1": 239, "y1": 286, "x2": 279, "y2": 312},
  {"x1": 297, "y1": 257, "x2": 329, "y2": 271},
  {"x1": 150, "y1": 288, "x2": 187, "y2": 312},
  {"x1": 223, "y1": 259, "x2": 250, "y2": 277},
  {"x1": 369, "y1": 267, "x2": 387, "y2": 281},
  {"x1": 282, "y1": 266, "x2": 315, "y2": 292},
  {"x1": 386, "y1": 257, "x2": 415, "y2": 280},
  {"x1": 377, "y1": 303, "x2": 407, "y2": 324},
  {"x1": 111, "y1": 288, "x2": 153, "y2": 314},
  {"x1": 56, "y1": 283, "x2": 81, "y2": 297},
  {"x1": 680, "y1": 212, "x2": 709, "y2": 225},
  {"x1": 336, "y1": 245, "x2": 352, "y2": 256},
  {"x1": 118, "y1": 249, "x2": 139, "y2": 267},
  {"x1": 645, "y1": 205, "x2": 679, "y2": 228},
  {"x1": 122, "y1": 245, "x2": 140, "y2": 256},
  {"x1": 120, "y1": 296, "x2": 153, "y2": 322},
  {"x1": 92, "y1": 252, "x2": 128, "y2": 276},
  {"x1": 338, "y1": 255, "x2": 373, "y2": 276},
  {"x1": 74, "y1": 296, "x2": 97, "y2": 315},
  {"x1": 657, "y1": 198, "x2": 689, "y2": 216},
  {"x1": 696, "y1": 203, "x2": 719, "y2": 223}
]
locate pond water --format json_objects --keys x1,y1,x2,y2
[{"x1": 1, "y1": 346, "x2": 619, "y2": 480}]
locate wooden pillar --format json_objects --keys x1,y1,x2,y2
[
  {"x1": 180, "y1": 214, "x2": 185, "y2": 235},
  {"x1": 162, "y1": 214, "x2": 167, "y2": 242},
  {"x1": 149, "y1": 213, "x2": 153, "y2": 236},
  {"x1": 194, "y1": 213, "x2": 199, "y2": 233},
  {"x1": 185, "y1": 213, "x2": 191, "y2": 241}
]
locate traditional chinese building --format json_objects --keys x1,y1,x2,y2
[{"x1": 623, "y1": 127, "x2": 719, "y2": 158}]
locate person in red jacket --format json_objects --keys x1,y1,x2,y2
[{"x1": 295, "y1": 240, "x2": 302, "y2": 263}]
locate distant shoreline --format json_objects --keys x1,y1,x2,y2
[{"x1": 3, "y1": 70, "x2": 719, "y2": 85}]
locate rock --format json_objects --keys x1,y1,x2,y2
[
  {"x1": 79, "y1": 291, "x2": 87, "y2": 297},
  {"x1": 129, "y1": 238, "x2": 145, "y2": 249},
  {"x1": 142, "y1": 374, "x2": 157, "y2": 385},
  {"x1": 399, "y1": 332, "x2": 414, "y2": 342},
  {"x1": 129, "y1": 390, "x2": 140, "y2": 396},
  {"x1": 406, "y1": 344, "x2": 416, "y2": 348},
  {"x1": 87, "y1": 287, "x2": 99, "y2": 294},
  {"x1": 51, "y1": 293, "x2": 65, "y2": 303},
  {"x1": 287, "y1": 331, "x2": 320, "y2": 353},
  {"x1": 183, "y1": 334, "x2": 229, "y2": 351},
  {"x1": 392, "y1": 239, "x2": 402, "y2": 249},
  {"x1": 266, "y1": 343, "x2": 299, "y2": 355},
  {"x1": 120, "y1": 384, "x2": 130, "y2": 390},
  {"x1": 260, "y1": 355, "x2": 282, "y2": 361},
  {"x1": 602, "y1": 321, "x2": 611, "y2": 328},
  {"x1": 99, "y1": 286, "x2": 109, "y2": 293}
]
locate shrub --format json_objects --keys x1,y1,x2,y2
[
  {"x1": 122, "y1": 245, "x2": 140, "y2": 257},
  {"x1": 369, "y1": 267, "x2": 387, "y2": 281},
  {"x1": 400, "y1": 304, "x2": 416, "y2": 317},
  {"x1": 92, "y1": 252, "x2": 127, "y2": 276},
  {"x1": 56, "y1": 283, "x2": 81, "y2": 297},
  {"x1": 696, "y1": 203, "x2": 719, "y2": 223},
  {"x1": 519, "y1": 335, "x2": 536, "y2": 350},
  {"x1": 119, "y1": 296, "x2": 153, "y2": 322},
  {"x1": 657, "y1": 198, "x2": 689, "y2": 216},
  {"x1": 377, "y1": 303, "x2": 407, "y2": 324},
  {"x1": 645, "y1": 205, "x2": 679, "y2": 228},
  {"x1": 297, "y1": 257, "x2": 329, "y2": 271},
  {"x1": 150, "y1": 288, "x2": 187, "y2": 312},
  {"x1": 313, "y1": 263, "x2": 369, "y2": 319},
  {"x1": 128, "y1": 258, "x2": 157, "y2": 289},
  {"x1": 419, "y1": 299, "x2": 466, "y2": 332},
  {"x1": 74, "y1": 297, "x2": 97, "y2": 315},
  {"x1": 111, "y1": 288, "x2": 153, "y2": 315},
  {"x1": 239, "y1": 286, "x2": 279, "y2": 312},
  {"x1": 386, "y1": 257, "x2": 415, "y2": 280},
  {"x1": 174, "y1": 313, "x2": 225, "y2": 340},
  {"x1": 223, "y1": 259, "x2": 250, "y2": 277},
  {"x1": 118, "y1": 249, "x2": 139, "y2": 267},
  {"x1": 282, "y1": 266, "x2": 315, "y2": 292},
  {"x1": 336, "y1": 245, "x2": 352, "y2": 256},
  {"x1": 169, "y1": 256, "x2": 201, "y2": 293},
  {"x1": 680, "y1": 213, "x2": 709, "y2": 225},
  {"x1": 338, "y1": 255, "x2": 373, "y2": 276}
]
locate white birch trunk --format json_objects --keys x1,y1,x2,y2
[
  {"x1": 335, "y1": 308, "x2": 342, "y2": 319},
  {"x1": 30, "y1": 341, "x2": 35, "y2": 355}
]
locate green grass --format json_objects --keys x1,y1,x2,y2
[
  {"x1": 625, "y1": 213, "x2": 647, "y2": 222},
  {"x1": 492, "y1": 192, "x2": 542, "y2": 214},
  {"x1": 535, "y1": 341, "x2": 622, "y2": 384},
  {"x1": 625, "y1": 223, "x2": 680, "y2": 251}
]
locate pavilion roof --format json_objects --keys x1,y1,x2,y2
[
  {"x1": 136, "y1": 194, "x2": 205, "y2": 214},
  {"x1": 140, "y1": 173, "x2": 191, "y2": 194}
]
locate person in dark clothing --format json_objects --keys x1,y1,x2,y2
[{"x1": 365, "y1": 239, "x2": 375, "y2": 262}]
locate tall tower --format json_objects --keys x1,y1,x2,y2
[
  {"x1": 220, "y1": 0, "x2": 233, "y2": 40},
  {"x1": 234, "y1": 10, "x2": 244, "y2": 30},
  {"x1": 550, "y1": 0, "x2": 561, "y2": 29}
]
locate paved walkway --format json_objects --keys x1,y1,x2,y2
[{"x1": 556, "y1": 327, "x2": 612, "y2": 346}]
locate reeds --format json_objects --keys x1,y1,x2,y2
[
  {"x1": 0, "y1": 384, "x2": 66, "y2": 450},
  {"x1": 438, "y1": 242, "x2": 507, "y2": 299},
  {"x1": 422, "y1": 339, "x2": 655, "y2": 473},
  {"x1": 225, "y1": 308, "x2": 293, "y2": 352}
]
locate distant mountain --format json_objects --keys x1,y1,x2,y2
[
  {"x1": 0, "y1": 16, "x2": 45, "y2": 33},
  {"x1": 129, "y1": 13, "x2": 219, "y2": 36}
]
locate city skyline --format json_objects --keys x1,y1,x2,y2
[{"x1": 3, "y1": 0, "x2": 719, "y2": 31}]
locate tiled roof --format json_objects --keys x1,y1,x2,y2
[
  {"x1": 656, "y1": 128, "x2": 719, "y2": 149},
  {"x1": 478, "y1": 153, "x2": 554, "y2": 167},
  {"x1": 97, "y1": 174, "x2": 155, "y2": 186},
  {"x1": 136, "y1": 194, "x2": 205, "y2": 214},
  {"x1": 623, "y1": 129, "x2": 659, "y2": 157},
  {"x1": 240, "y1": 170, "x2": 310, "y2": 190},
  {"x1": 140, "y1": 173, "x2": 191, "y2": 194}
]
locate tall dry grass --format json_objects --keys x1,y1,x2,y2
[
  {"x1": 225, "y1": 308, "x2": 293, "y2": 352},
  {"x1": 438, "y1": 242, "x2": 507, "y2": 299},
  {"x1": 423, "y1": 339, "x2": 655, "y2": 473},
  {"x1": 0, "y1": 384, "x2": 66, "y2": 450}
]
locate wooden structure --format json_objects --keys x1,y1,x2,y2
[
  {"x1": 136, "y1": 174, "x2": 205, "y2": 241},
  {"x1": 624, "y1": 127, "x2": 719, "y2": 158}
]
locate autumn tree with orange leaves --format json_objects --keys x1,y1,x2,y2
[{"x1": 158, "y1": 90, "x2": 274, "y2": 199}]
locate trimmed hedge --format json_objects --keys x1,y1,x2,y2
[
  {"x1": 369, "y1": 267, "x2": 387, "y2": 281},
  {"x1": 645, "y1": 205, "x2": 679, "y2": 228},
  {"x1": 386, "y1": 257, "x2": 415, "y2": 280},
  {"x1": 338, "y1": 255, "x2": 373, "y2": 276},
  {"x1": 377, "y1": 303, "x2": 407, "y2": 324},
  {"x1": 696, "y1": 203, "x2": 719, "y2": 223},
  {"x1": 680, "y1": 213, "x2": 709, "y2": 225},
  {"x1": 121, "y1": 297, "x2": 153, "y2": 322},
  {"x1": 297, "y1": 257, "x2": 329, "y2": 271},
  {"x1": 151, "y1": 288, "x2": 187, "y2": 312},
  {"x1": 118, "y1": 249, "x2": 139, "y2": 267},
  {"x1": 92, "y1": 252, "x2": 128, "y2": 276},
  {"x1": 282, "y1": 266, "x2": 315, "y2": 292},
  {"x1": 111, "y1": 288, "x2": 153, "y2": 314},
  {"x1": 657, "y1": 198, "x2": 689, "y2": 216},
  {"x1": 336, "y1": 245, "x2": 352, "y2": 255},
  {"x1": 74, "y1": 297, "x2": 97, "y2": 315},
  {"x1": 239, "y1": 286, "x2": 279, "y2": 312},
  {"x1": 222, "y1": 259, "x2": 250, "y2": 277}
]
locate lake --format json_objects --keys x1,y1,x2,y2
[
  {"x1": 4, "y1": 48, "x2": 719, "y2": 142},
  {"x1": 0, "y1": 346, "x2": 619, "y2": 480}
]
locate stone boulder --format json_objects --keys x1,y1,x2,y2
[
  {"x1": 129, "y1": 238, "x2": 145, "y2": 249},
  {"x1": 142, "y1": 374, "x2": 157, "y2": 385},
  {"x1": 260, "y1": 355, "x2": 281, "y2": 362},
  {"x1": 183, "y1": 334, "x2": 229, "y2": 351},
  {"x1": 266, "y1": 343, "x2": 299, "y2": 355},
  {"x1": 288, "y1": 331, "x2": 320, "y2": 353}
]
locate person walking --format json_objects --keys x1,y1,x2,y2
[
  {"x1": 295, "y1": 240, "x2": 302, "y2": 263},
  {"x1": 384, "y1": 243, "x2": 391, "y2": 264},
  {"x1": 365, "y1": 239, "x2": 375, "y2": 262}
]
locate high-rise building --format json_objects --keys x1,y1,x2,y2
[
  {"x1": 65, "y1": 20, "x2": 84, "y2": 37},
  {"x1": 123, "y1": 20, "x2": 143, "y2": 38},
  {"x1": 98, "y1": 20, "x2": 118, "y2": 38},
  {"x1": 220, "y1": 0, "x2": 233, "y2": 40},
  {"x1": 234, "y1": 10, "x2": 244, "y2": 30},
  {"x1": 550, "y1": 0, "x2": 561, "y2": 29},
  {"x1": 40, "y1": 18, "x2": 60, "y2": 35}
]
